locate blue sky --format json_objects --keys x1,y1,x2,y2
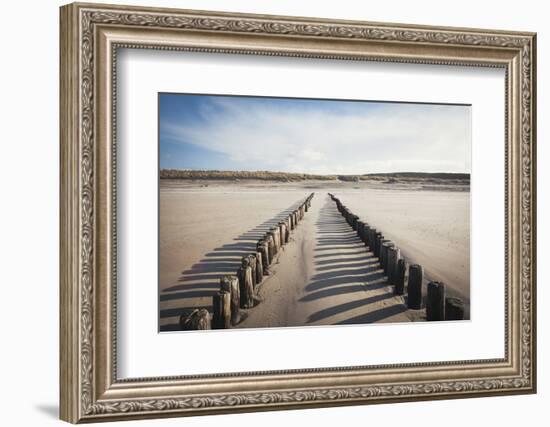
[{"x1": 159, "y1": 93, "x2": 471, "y2": 174}]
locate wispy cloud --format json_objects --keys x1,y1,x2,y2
[{"x1": 160, "y1": 95, "x2": 471, "y2": 174}]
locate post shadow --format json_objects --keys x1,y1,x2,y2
[
  {"x1": 159, "y1": 196, "x2": 309, "y2": 331},
  {"x1": 299, "y1": 195, "x2": 408, "y2": 326}
]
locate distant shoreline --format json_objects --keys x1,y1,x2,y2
[{"x1": 160, "y1": 169, "x2": 470, "y2": 183}]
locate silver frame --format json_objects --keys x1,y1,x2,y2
[{"x1": 60, "y1": 2, "x2": 536, "y2": 423}]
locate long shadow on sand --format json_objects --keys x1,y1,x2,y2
[
  {"x1": 159, "y1": 197, "x2": 308, "y2": 331},
  {"x1": 302, "y1": 197, "x2": 407, "y2": 325}
]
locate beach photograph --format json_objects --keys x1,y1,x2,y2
[{"x1": 158, "y1": 93, "x2": 471, "y2": 332}]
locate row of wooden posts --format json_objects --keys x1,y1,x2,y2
[
  {"x1": 180, "y1": 193, "x2": 316, "y2": 330},
  {"x1": 328, "y1": 193, "x2": 465, "y2": 322}
]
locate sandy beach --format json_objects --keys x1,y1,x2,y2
[{"x1": 159, "y1": 179, "x2": 470, "y2": 331}]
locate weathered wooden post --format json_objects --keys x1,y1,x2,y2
[
  {"x1": 445, "y1": 297, "x2": 465, "y2": 320},
  {"x1": 356, "y1": 220, "x2": 364, "y2": 239},
  {"x1": 257, "y1": 241, "x2": 270, "y2": 272},
  {"x1": 271, "y1": 228, "x2": 280, "y2": 252},
  {"x1": 395, "y1": 258, "x2": 406, "y2": 295},
  {"x1": 220, "y1": 276, "x2": 240, "y2": 325},
  {"x1": 284, "y1": 219, "x2": 290, "y2": 243},
  {"x1": 367, "y1": 228, "x2": 376, "y2": 249},
  {"x1": 265, "y1": 233, "x2": 276, "y2": 262},
  {"x1": 382, "y1": 242, "x2": 391, "y2": 274},
  {"x1": 180, "y1": 308, "x2": 211, "y2": 330},
  {"x1": 255, "y1": 251, "x2": 264, "y2": 283},
  {"x1": 278, "y1": 222, "x2": 287, "y2": 246},
  {"x1": 351, "y1": 214, "x2": 358, "y2": 231},
  {"x1": 247, "y1": 255, "x2": 257, "y2": 287},
  {"x1": 357, "y1": 220, "x2": 364, "y2": 239},
  {"x1": 238, "y1": 258, "x2": 255, "y2": 308},
  {"x1": 286, "y1": 217, "x2": 292, "y2": 243},
  {"x1": 374, "y1": 232, "x2": 383, "y2": 257},
  {"x1": 407, "y1": 264, "x2": 423, "y2": 309},
  {"x1": 212, "y1": 290, "x2": 231, "y2": 329},
  {"x1": 380, "y1": 241, "x2": 393, "y2": 273},
  {"x1": 289, "y1": 213, "x2": 295, "y2": 230},
  {"x1": 387, "y1": 246, "x2": 400, "y2": 284},
  {"x1": 427, "y1": 281, "x2": 446, "y2": 321},
  {"x1": 362, "y1": 224, "x2": 371, "y2": 246}
]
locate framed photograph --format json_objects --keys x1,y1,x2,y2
[{"x1": 60, "y1": 2, "x2": 537, "y2": 423}]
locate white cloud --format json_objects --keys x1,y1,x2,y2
[{"x1": 164, "y1": 98, "x2": 471, "y2": 174}]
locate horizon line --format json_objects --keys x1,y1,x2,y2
[{"x1": 160, "y1": 168, "x2": 471, "y2": 175}]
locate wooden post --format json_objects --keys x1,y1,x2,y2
[
  {"x1": 247, "y1": 255, "x2": 257, "y2": 287},
  {"x1": 212, "y1": 290, "x2": 231, "y2": 329},
  {"x1": 266, "y1": 233, "x2": 275, "y2": 262},
  {"x1": 380, "y1": 241, "x2": 389, "y2": 272},
  {"x1": 367, "y1": 228, "x2": 376, "y2": 249},
  {"x1": 238, "y1": 258, "x2": 255, "y2": 308},
  {"x1": 407, "y1": 264, "x2": 423, "y2": 309},
  {"x1": 255, "y1": 251, "x2": 264, "y2": 283},
  {"x1": 445, "y1": 297, "x2": 465, "y2": 320},
  {"x1": 268, "y1": 229, "x2": 279, "y2": 254},
  {"x1": 220, "y1": 276, "x2": 240, "y2": 325},
  {"x1": 257, "y1": 241, "x2": 270, "y2": 271},
  {"x1": 427, "y1": 281, "x2": 446, "y2": 321},
  {"x1": 374, "y1": 232, "x2": 383, "y2": 257},
  {"x1": 395, "y1": 258, "x2": 406, "y2": 295},
  {"x1": 351, "y1": 215, "x2": 358, "y2": 231},
  {"x1": 381, "y1": 241, "x2": 393, "y2": 273},
  {"x1": 356, "y1": 220, "x2": 364, "y2": 240},
  {"x1": 180, "y1": 308, "x2": 211, "y2": 330},
  {"x1": 289, "y1": 213, "x2": 295, "y2": 230},
  {"x1": 278, "y1": 222, "x2": 287, "y2": 246},
  {"x1": 287, "y1": 218, "x2": 291, "y2": 240},
  {"x1": 387, "y1": 246, "x2": 400, "y2": 284},
  {"x1": 273, "y1": 227, "x2": 281, "y2": 252},
  {"x1": 362, "y1": 224, "x2": 371, "y2": 246}
]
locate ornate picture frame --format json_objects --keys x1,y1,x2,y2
[{"x1": 60, "y1": 2, "x2": 536, "y2": 423}]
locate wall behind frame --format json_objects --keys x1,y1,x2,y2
[{"x1": 0, "y1": 0, "x2": 545, "y2": 426}]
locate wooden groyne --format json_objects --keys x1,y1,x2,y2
[
  {"x1": 328, "y1": 193, "x2": 464, "y2": 322},
  {"x1": 181, "y1": 193, "x2": 315, "y2": 330}
]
